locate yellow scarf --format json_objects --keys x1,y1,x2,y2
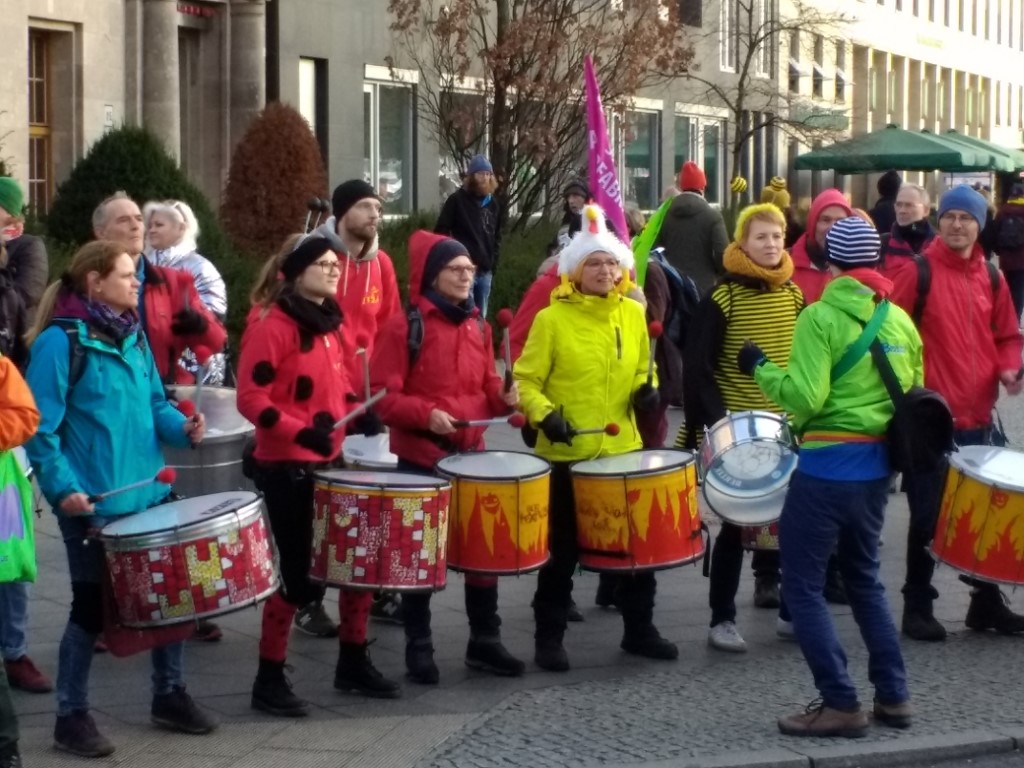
[{"x1": 722, "y1": 242, "x2": 794, "y2": 289}]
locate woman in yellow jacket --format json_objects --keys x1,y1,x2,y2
[{"x1": 515, "y1": 204, "x2": 677, "y2": 671}]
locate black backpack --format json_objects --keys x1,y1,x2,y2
[
  {"x1": 996, "y1": 215, "x2": 1024, "y2": 252},
  {"x1": 405, "y1": 305, "x2": 486, "y2": 367},
  {"x1": 648, "y1": 247, "x2": 700, "y2": 351}
]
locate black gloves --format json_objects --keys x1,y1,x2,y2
[
  {"x1": 631, "y1": 383, "x2": 660, "y2": 413},
  {"x1": 520, "y1": 424, "x2": 539, "y2": 449},
  {"x1": 539, "y1": 411, "x2": 574, "y2": 445},
  {"x1": 171, "y1": 307, "x2": 209, "y2": 336},
  {"x1": 295, "y1": 426, "x2": 335, "y2": 457},
  {"x1": 352, "y1": 410, "x2": 385, "y2": 437},
  {"x1": 736, "y1": 340, "x2": 767, "y2": 376}
]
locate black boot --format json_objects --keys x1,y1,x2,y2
[
  {"x1": 466, "y1": 634, "x2": 525, "y2": 677},
  {"x1": 252, "y1": 658, "x2": 309, "y2": 717},
  {"x1": 621, "y1": 624, "x2": 679, "y2": 660},
  {"x1": 335, "y1": 642, "x2": 402, "y2": 698},
  {"x1": 534, "y1": 635, "x2": 570, "y2": 672},
  {"x1": 901, "y1": 586, "x2": 946, "y2": 641},
  {"x1": 405, "y1": 636, "x2": 439, "y2": 685},
  {"x1": 965, "y1": 586, "x2": 1024, "y2": 634},
  {"x1": 595, "y1": 574, "x2": 619, "y2": 609}
]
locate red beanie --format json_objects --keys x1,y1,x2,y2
[{"x1": 679, "y1": 161, "x2": 707, "y2": 192}]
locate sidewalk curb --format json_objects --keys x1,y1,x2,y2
[{"x1": 798, "y1": 728, "x2": 1016, "y2": 767}]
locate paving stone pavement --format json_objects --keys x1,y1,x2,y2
[{"x1": 9, "y1": 397, "x2": 1024, "y2": 767}]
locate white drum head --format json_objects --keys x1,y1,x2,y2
[
  {"x1": 437, "y1": 451, "x2": 549, "y2": 480},
  {"x1": 101, "y1": 491, "x2": 261, "y2": 537},
  {"x1": 343, "y1": 434, "x2": 399, "y2": 469},
  {"x1": 950, "y1": 445, "x2": 1024, "y2": 493},
  {"x1": 704, "y1": 441, "x2": 797, "y2": 499},
  {"x1": 572, "y1": 449, "x2": 694, "y2": 476}
]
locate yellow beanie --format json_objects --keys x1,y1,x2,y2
[
  {"x1": 733, "y1": 202, "x2": 787, "y2": 242},
  {"x1": 760, "y1": 176, "x2": 787, "y2": 203}
]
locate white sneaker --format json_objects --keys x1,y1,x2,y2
[
  {"x1": 776, "y1": 617, "x2": 796, "y2": 640},
  {"x1": 708, "y1": 621, "x2": 747, "y2": 653}
]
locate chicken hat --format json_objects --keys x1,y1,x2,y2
[{"x1": 555, "y1": 203, "x2": 635, "y2": 297}]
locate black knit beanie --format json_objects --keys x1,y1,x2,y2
[
  {"x1": 421, "y1": 238, "x2": 470, "y2": 293},
  {"x1": 331, "y1": 180, "x2": 378, "y2": 220},
  {"x1": 281, "y1": 236, "x2": 333, "y2": 281}
]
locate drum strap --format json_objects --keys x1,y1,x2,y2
[{"x1": 830, "y1": 301, "x2": 890, "y2": 382}]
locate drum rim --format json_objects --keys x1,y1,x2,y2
[
  {"x1": 100, "y1": 493, "x2": 264, "y2": 546},
  {"x1": 570, "y1": 448, "x2": 695, "y2": 477},
  {"x1": 436, "y1": 449, "x2": 552, "y2": 482},
  {"x1": 702, "y1": 441, "x2": 798, "y2": 494},
  {"x1": 313, "y1": 469, "x2": 450, "y2": 492},
  {"x1": 700, "y1": 479, "x2": 783, "y2": 526},
  {"x1": 949, "y1": 446, "x2": 1024, "y2": 493}
]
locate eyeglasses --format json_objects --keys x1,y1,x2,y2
[
  {"x1": 939, "y1": 213, "x2": 978, "y2": 226},
  {"x1": 313, "y1": 260, "x2": 342, "y2": 274},
  {"x1": 443, "y1": 265, "x2": 477, "y2": 277},
  {"x1": 583, "y1": 260, "x2": 620, "y2": 271}
]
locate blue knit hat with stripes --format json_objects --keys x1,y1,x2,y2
[{"x1": 824, "y1": 216, "x2": 882, "y2": 268}]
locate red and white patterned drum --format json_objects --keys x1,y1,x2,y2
[
  {"x1": 739, "y1": 521, "x2": 779, "y2": 551},
  {"x1": 310, "y1": 470, "x2": 450, "y2": 591},
  {"x1": 100, "y1": 492, "x2": 277, "y2": 628}
]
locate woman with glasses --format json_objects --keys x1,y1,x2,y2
[
  {"x1": 239, "y1": 235, "x2": 400, "y2": 718},
  {"x1": 143, "y1": 200, "x2": 229, "y2": 385},
  {"x1": 515, "y1": 204, "x2": 677, "y2": 671},
  {"x1": 369, "y1": 231, "x2": 522, "y2": 684}
]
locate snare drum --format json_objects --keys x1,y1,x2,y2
[
  {"x1": 310, "y1": 471, "x2": 449, "y2": 591},
  {"x1": 739, "y1": 522, "x2": 779, "y2": 551},
  {"x1": 699, "y1": 411, "x2": 796, "y2": 526},
  {"x1": 571, "y1": 450, "x2": 702, "y2": 572},
  {"x1": 342, "y1": 434, "x2": 398, "y2": 470},
  {"x1": 931, "y1": 445, "x2": 1024, "y2": 586},
  {"x1": 436, "y1": 451, "x2": 550, "y2": 575},
  {"x1": 100, "y1": 492, "x2": 277, "y2": 628},
  {"x1": 164, "y1": 386, "x2": 255, "y2": 497}
]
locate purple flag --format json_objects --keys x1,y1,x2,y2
[{"x1": 584, "y1": 55, "x2": 628, "y2": 242}]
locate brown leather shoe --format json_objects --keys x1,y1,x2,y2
[
  {"x1": 778, "y1": 700, "x2": 868, "y2": 738},
  {"x1": 873, "y1": 698, "x2": 913, "y2": 729},
  {"x1": 4, "y1": 655, "x2": 53, "y2": 693}
]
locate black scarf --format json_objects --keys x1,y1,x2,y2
[
  {"x1": 892, "y1": 219, "x2": 935, "y2": 253},
  {"x1": 423, "y1": 288, "x2": 474, "y2": 325},
  {"x1": 276, "y1": 292, "x2": 343, "y2": 335}
]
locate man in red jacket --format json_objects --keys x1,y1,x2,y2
[
  {"x1": 892, "y1": 184, "x2": 1024, "y2": 642},
  {"x1": 788, "y1": 189, "x2": 852, "y2": 305}
]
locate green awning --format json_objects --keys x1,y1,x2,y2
[
  {"x1": 938, "y1": 130, "x2": 1024, "y2": 171},
  {"x1": 795, "y1": 124, "x2": 984, "y2": 172}
]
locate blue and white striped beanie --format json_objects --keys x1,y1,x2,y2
[{"x1": 824, "y1": 216, "x2": 881, "y2": 269}]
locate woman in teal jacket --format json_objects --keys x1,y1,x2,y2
[
  {"x1": 24, "y1": 241, "x2": 214, "y2": 758},
  {"x1": 740, "y1": 217, "x2": 920, "y2": 739}
]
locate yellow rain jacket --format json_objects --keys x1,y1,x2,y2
[{"x1": 515, "y1": 290, "x2": 651, "y2": 462}]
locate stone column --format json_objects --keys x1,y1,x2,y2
[
  {"x1": 229, "y1": 0, "x2": 267, "y2": 148},
  {"x1": 142, "y1": 0, "x2": 181, "y2": 160}
]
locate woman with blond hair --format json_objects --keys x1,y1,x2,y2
[{"x1": 24, "y1": 240, "x2": 213, "y2": 758}]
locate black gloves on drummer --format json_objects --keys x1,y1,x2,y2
[
  {"x1": 736, "y1": 340, "x2": 767, "y2": 377},
  {"x1": 171, "y1": 307, "x2": 209, "y2": 336},
  {"x1": 540, "y1": 411, "x2": 574, "y2": 445},
  {"x1": 631, "y1": 383, "x2": 660, "y2": 413},
  {"x1": 352, "y1": 410, "x2": 385, "y2": 437},
  {"x1": 294, "y1": 411, "x2": 336, "y2": 458}
]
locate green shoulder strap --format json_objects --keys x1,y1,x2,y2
[{"x1": 830, "y1": 300, "x2": 890, "y2": 382}]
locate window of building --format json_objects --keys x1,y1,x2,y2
[
  {"x1": 996, "y1": 0, "x2": 1002, "y2": 43},
  {"x1": 835, "y1": 43, "x2": 847, "y2": 102},
  {"x1": 754, "y1": 0, "x2": 773, "y2": 77},
  {"x1": 788, "y1": 30, "x2": 802, "y2": 93},
  {"x1": 896, "y1": 0, "x2": 903, "y2": 11},
  {"x1": 912, "y1": 0, "x2": 919, "y2": 14},
  {"x1": 928, "y1": 0, "x2": 936, "y2": 21},
  {"x1": 996, "y1": 81, "x2": 1002, "y2": 124},
  {"x1": 617, "y1": 110, "x2": 660, "y2": 211},
  {"x1": 984, "y1": 0, "x2": 990, "y2": 38},
  {"x1": 972, "y1": 0, "x2": 978, "y2": 35},
  {"x1": 299, "y1": 58, "x2": 329, "y2": 166},
  {"x1": 720, "y1": 0, "x2": 737, "y2": 71},
  {"x1": 674, "y1": 112, "x2": 725, "y2": 204},
  {"x1": 364, "y1": 82, "x2": 416, "y2": 214},
  {"x1": 28, "y1": 31, "x2": 51, "y2": 215},
  {"x1": 703, "y1": 123, "x2": 722, "y2": 205},
  {"x1": 1009, "y1": 0, "x2": 1015, "y2": 46},
  {"x1": 812, "y1": 35, "x2": 824, "y2": 98},
  {"x1": 679, "y1": 0, "x2": 703, "y2": 26}
]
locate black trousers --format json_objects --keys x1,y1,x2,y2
[
  {"x1": 533, "y1": 462, "x2": 656, "y2": 641},
  {"x1": 708, "y1": 523, "x2": 780, "y2": 626}
]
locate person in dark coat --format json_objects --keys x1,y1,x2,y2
[
  {"x1": 987, "y1": 183, "x2": 1024, "y2": 321},
  {"x1": 654, "y1": 162, "x2": 729, "y2": 295},
  {"x1": 549, "y1": 179, "x2": 590, "y2": 255},
  {"x1": 435, "y1": 155, "x2": 501, "y2": 315},
  {"x1": 868, "y1": 170, "x2": 902, "y2": 235},
  {"x1": 0, "y1": 178, "x2": 48, "y2": 321}
]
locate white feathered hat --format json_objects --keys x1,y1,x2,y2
[{"x1": 556, "y1": 203, "x2": 635, "y2": 297}]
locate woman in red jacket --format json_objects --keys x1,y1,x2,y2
[
  {"x1": 238, "y1": 235, "x2": 400, "y2": 717},
  {"x1": 370, "y1": 231, "x2": 522, "y2": 684}
]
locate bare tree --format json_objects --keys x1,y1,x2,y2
[
  {"x1": 386, "y1": 0, "x2": 694, "y2": 228},
  {"x1": 672, "y1": 0, "x2": 852, "y2": 208}
]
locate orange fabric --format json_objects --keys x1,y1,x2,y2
[{"x1": 0, "y1": 356, "x2": 39, "y2": 451}]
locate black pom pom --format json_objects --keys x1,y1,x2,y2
[
  {"x1": 295, "y1": 376, "x2": 314, "y2": 402},
  {"x1": 252, "y1": 361, "x2": 276, "y2": 386},
  {"x1": 312, "y1": 411, "x2": 335, "y2": 431},
  {"x1": 298, "y1": 332, "x2": 315, "y2": 353},
  {"x1": 258, "y1": 407, "x2": 281, "y2": 429}
]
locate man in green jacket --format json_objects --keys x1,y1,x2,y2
[{"x1": 738, "y1": 217, "x2": 921, "y2": 738}]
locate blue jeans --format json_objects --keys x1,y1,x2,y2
[
  {"x1": 56, "y1": 514, "x2": 184, "y2": 716},
  {"x1": 779, "y1": 471, "x2": 908, "y2": 710},
  {"x1": 0, "y1": 583, "x2": 29, "y2": 660},
  {"x1": 473, "y1": 271, "x2": 493, "y2": 317}
]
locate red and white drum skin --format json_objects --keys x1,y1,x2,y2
[
  {"x1": 739, "y1": 522, "x2": 779, "y2": 551},
  {"x1": 100, "y1": 492, "x2": 277, "y2": 628},
  {"x1": 310, "y1": 470, "x2": 450, "y2": 591}
]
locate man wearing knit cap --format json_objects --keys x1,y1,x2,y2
[
  {"x1": 435, "y1": 154, "x2": 501, "y2": 315},
  {"x1": 890, "y1": 184, "x2": 1024, "y2": 642},
  {"x1": 869, "y1": 170, "x2": 902, "y2": 235},
  {"x1": 741, "y1": 216, "x2": 920, "y2": 737},
  {"x1": 654, "y1": 160, "x2": 729, "y2": 296},
  {"x1": 309, "y1": 179, "x2": 402, "y2": 635}
]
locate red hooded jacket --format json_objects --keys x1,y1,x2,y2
[
  {"x1": 788, "y1": 189, "x2": 852, "y2": 304},
  {"x1": 142, "y1": 260, "x2": 227, "y2": 383},
  {"x1": 890, "y1": 237, "x2": 1023, "y2": 429},
  {"x1": 509, "y1": 264, "x2": 559, "y2": 362},
  {"x1": 370, "y1": 231, "x2": 509, "y2": 469}
]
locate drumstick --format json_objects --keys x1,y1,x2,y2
[
  {"x1": 87, "y1": 467, "x2": 177, "y2": 503},
  {"x1": 571, "y1": 423, "x2": 620, "y2": 437},
  {"x1": 496, "y1": 308, "x2": 515, "y2": 392},
  {"x1": 355, "y1": 333, "x2": 371, "y2": 402},
  {"x1": 332, "y1": 389, "x2": 387, "y2": 431},
  {"x1": 451, "y1": 413, "x2": 527, "y2": 429},
  {"x1": 191, "y1": 344, "x2": 213, "y2": 415},
  {"x1": 646, "y1": 321, "x2": 663, "y2": 386},
  {"x1": 176, "y1": 399, "x2": 202, "y2": 451}
]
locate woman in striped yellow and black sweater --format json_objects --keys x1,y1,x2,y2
[{"x1": 675, "y1": 203, "x2": 803, "y2": 653}]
